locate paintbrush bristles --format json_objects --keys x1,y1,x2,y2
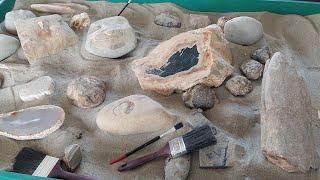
[
  {"x1": 13, "y1": 147, "x2": 47, "y2": 175},
  {"x1": 182, "y1": 125, "x2": 217, "y2": 153}
]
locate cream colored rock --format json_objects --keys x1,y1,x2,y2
[
  {"x1": 132, "y1": 25, "x2": 233, "y2": 95},
  {"x1": 15, "y1": 14, "x2": 78, "y2": 63},
  {"x1": 0, "y1": 34, "x2": 20, "y2": 61},
  {"x1": 5, "y1": 10, "x2": 36, "y2": 34},
  {"x1": 96, "y1": 95, "x2": 176, "y2": 135},
  {"x1": 189, "y1": 14, "x2": 210, "y2": 29},
  {"x1": 0, "y1": 105, "x2": 65, "y2": 140},
  {"x1": 13, "y1": 76, "x2": 55, "y2": 102},
  {"x1": 217, "y1": 16, "x2": 232, "y2": 31},
  {"x1": 85, "y1": 16, "x2": 137, "y2": 58},
  {"x1": 70, "y1": 12, "x2": 90, "y2": 30},
  {"x1": 261, "y1": 52, "x2": 320, "y2": 172},
  {"x1": 31, "y1": 3, "x2": 89, "y2": 14}
]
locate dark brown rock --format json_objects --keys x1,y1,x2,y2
[{"x1": 182, "y1": 84, "x2": 216, "y2": 110}]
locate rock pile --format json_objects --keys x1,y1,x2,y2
[
  {"x1": 132, "y1": 25, "x2": 233, "y2": 95},
  {"x1": 96, "y1": 95, "x2": 176, "y2": 135},
  {"x1": 85, "y1": 16, "x2": 137, "y2": 58}
]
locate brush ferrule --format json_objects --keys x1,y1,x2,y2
[
  {"x1": 169, "y1": 136, "x2": 187, "y2": 158},
  {"x1": 32, "y1": 156, "x2": 59, "y2": 177}
]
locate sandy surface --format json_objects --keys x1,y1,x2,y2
[{"x1": 0, "y1": 0, "x2": 320, "y2": 179}]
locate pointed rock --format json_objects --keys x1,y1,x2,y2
[
  {"x1": 96, "y1": 95, "x2": 176, "y2": 135},
  {"x1": 261, "y1": 52, "x2": 320, "y2": 172},
  {"x1": 132, "y1": 25, "x2": 233, "y2": 95},
  {"x1": 0, "y1": 105, "x2": 64, "y2": 140}
]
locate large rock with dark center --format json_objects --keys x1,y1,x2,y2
[{"x1": 132, "y1": 25, "x2": 233, "y2": 95}]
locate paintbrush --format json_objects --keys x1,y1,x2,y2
[
  {"x1": 118, "y1": 125, "x2": 216, "y2": 172},
  {"x1": 117, "y1": 0, "x2": 132, "y2": 16},
  {"x1": 110, "y1": 122, "x2": 184, "y2": 165},
  {"x1": 12, "y1": 147, "x2": 94, "y2": 180}
]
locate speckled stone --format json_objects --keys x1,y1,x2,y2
[
  {"x1": 63, "y1": 144, "x2": 82, "y2": 172},
  {"x1": 251, "y1": 46, "x2": 270, "y2": 64},
  {"x1": 225, "y1": 75, "x2": 253, "y2": 96},
  {"x1": 154, "y1": 12, "x2": 181, "y2": 28},
  {"x1": 182, "y1": 84, "x2": 216, "y2": 110},
  {"x1": 240, "y1": 59, "x2": 264, "y2": 80}
]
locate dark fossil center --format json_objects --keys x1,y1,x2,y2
[{"x1": 146, "y1": 45, "x2": 199, "y2": 77}]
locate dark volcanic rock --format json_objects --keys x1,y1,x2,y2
[{"x1": 147, "y1": 45, "x2": 199, "y2": 77}]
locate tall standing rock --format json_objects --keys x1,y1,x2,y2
[
  {"x1": 132, "y1": 25, "x2": 233, "y2": 95},
  {"x1": 261, "y1": 52, "x2": 320, "y2": 172}
]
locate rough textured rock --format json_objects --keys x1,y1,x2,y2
[
  {"x1": 182, "y1": 84, "x2": 215, "y2": 110},
  {"x1": 96, "y1": 95, "x2": 176, "y2": 135},
  {"x1": 224, "y1": 16, "x2": 263, "y2": 45},
  {"x1": 4, "y1": 10, "x2": 36, "y2": 35},
  {"x1": 240, "y1": 59, "x2": 264, "y2": 80},
  {"x1": 225, "y1": 75, "x2": 253, "y2": 96},
  {"x1": 251, "y1": 46, "x2": 270, "y2": 64},
  {"x1": 0, "y1": 136, "x2": 20, "y2": 170},
  {"x1": 0, "y1": 73, "x2": 3, "y2": 88},
  {"x1": 0, "y1": 105, "x2": 65, "y2": 140},
  {"x1": 63, "y1": 144, "x2": 82, "y2": 172},
  {"x1": 85, "y1": 16, "x2": 137, "y2": 58},
  {"x1": 261, "y1": 52, "x2": 320, "y2": 172},
  {"x1": 0, "y1": 34, "x2": 20, "y2": 61},
  {"x1": 30, "y1": 3, "x2": 89, "y2": 14},
  {"x1": 70, "y1": 12, "x2": 90, "y2": 30},
  {"x1": 204, "y1": 101, "x2": 259, "y2": 137},
  {"x1": 67, "y1": 76, "x2": 107, "y2": 108},
  {"x1": 154, "y1": 12, "x2": 181, "y2": 28},
  {"x1": 15, "y1": 14, "x2": 78, "y2": 63},
  {"x1": 164, "y1": 155, "x2": 191, "y2": 180},
  {"x1": 13, "y1": 76, "x2": 55, "y2": 102},
  {"x1": 217, "y1": 16, "x2": 232, "y2": 31},
  {"x1": 132, "y1": 25, "x2": 233, "y2": 95},
  {"x1": 189, "y1": 14, "x2": 210, "y2": 29}
]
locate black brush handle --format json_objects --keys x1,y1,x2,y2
[
  {"x1": 126, "y1": 136, "x2": 160, "y2": 157},
  {"x1": 117, "y1": 3, "x2": 130, "y2": 16},
  {"x1": 118, "y1": 144, "x2": 171, "y2": 172}
]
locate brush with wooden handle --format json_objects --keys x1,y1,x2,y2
[
  {"x1": 12, "y1": 147, "x2": 94, "y2": 180},
  {"x1": 118, "y1": 125, "x2": 217, "y2": 172},
  {"x1": 110, "y1": 122, "x2": 183, "y2": 165}
]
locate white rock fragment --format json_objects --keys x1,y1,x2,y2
[
  {"x1": 224, "y1": 16, "x2": 264, "y2": 45},
  {"x1": 189, "y1": 14, "x2": 210, "y2": 29},
  {"x1": 63, "y1": 144, "x2": 82, "y2": 172},
  {"x1": 5, "y1": 10, "x2": 36, "y2": 34},
  {"x1": 0, "y1": 105, "x2": 65, "y2": 140},
  {"x1": 70, "y1": 12, "x2": 90, "y2": 30},
  {"x1": 85, "y1": 16, "x2": 137, "y2": 59},
  {"x1": 14, "y1": 76, "x2": 55, "y2": 102},
  {"x1": 164, "y1": 155, "x2": 191, "y2": 180},
  {"x1": 0, "y1": 34, "x2": 20, "y2": 61}
]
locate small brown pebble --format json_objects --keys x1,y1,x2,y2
[
  {"x1": 63, "y1": 144, "x2": 82, "y2": 172},
  {"x1": 225, "y1": 75, "x2": 253, "y2": 96},
  {"x1": 217, "y1": 16, "x2": 232, "y2": 31},
  {"x1": 182, "y1": 84, "x2": 216, "y2": 110}
]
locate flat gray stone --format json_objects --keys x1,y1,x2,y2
[
  {"x1": 0, "y1": 34, "x2": 20, "y2": 61},
  {"x1": 5, "y1": 10, "x2": 36, "y2": 34}
]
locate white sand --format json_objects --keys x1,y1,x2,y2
[{"x1": 0, "y1": 0, "x2": 320, "y2": 179}]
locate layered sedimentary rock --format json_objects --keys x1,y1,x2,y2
[
  {"x1": 16, "y1": 14, "x2": 78, "y2": 63},
  {"x1": 261, "y1": 52, "x2": 320, "y2": 172},
  {"x1": 96, "y1": 95, "x2": 176, "y2": 135},
  {"x1": 132, "y1": 25, "x2": 233, "y2": 95}
]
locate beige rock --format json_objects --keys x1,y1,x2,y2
[
  {"x1": 0, "y1": 105, "x2": 65, "y2": 140},
  {"x1": 96, "y1": 95, "x2": 176, "y2": 135},
  {"x1": 31, "y1": 3, "x2": 89, "y2": 14},
  {"x1": 13, "y1": 76, "x2": 55, "y2": 102},
  {"x1": 225, "y1": 75, "x2": 253, "y2": 96},
  {"x1": 261, "y1": 52, "x2": 320, "y2": 172},
  {"x1": 189, "y1": 14, "x2": 210, "y2": 29},
  {"x1": 165, "y1": 155, "x2": 191, "y2": 180},
  {"x1": 132, "y1": 25, "x2": 233, "y2": 95},
  {"x1": 70, "y1": 12, "x2": 90, "y2": 30},
  {"x1": 5, "y1": 10, "x2": 36, "y2": 34},
  {"x1": 16, "y1": 14, "x2": 78, "y2": 63},
  {"x1": 217, "y1": 16, "x2": 232, "y2": 31},
  {"x1": 67, "y1": 76, "x2": 107, "y2": 108}
]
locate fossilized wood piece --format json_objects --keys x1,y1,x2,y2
[
  {"x1": 261, "y1": 52, "x2": 320, "y2": 172},
  {"x1": 0, "y1": 105, "x2": 65, "y2": 140},
  {"x1": 31, "y1": 3, "x2": 89, "y2": 14},
  {"x1": 15, "y1": 14, "x2": 78, "y2": 62},
  {"x1": 132, "y1": 25, "x2": 233, "y2": 95}
]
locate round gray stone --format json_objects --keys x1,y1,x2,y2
[
  {"x1": 0, "y1": 34, "x2": 20, "y2": 61},
  {"x1": 225, "y1": 75, "x2": 253, "y2": 96},
  {"x1": 5, "y1": 10, "x2": 36, "y2": 35},
  {"x1": 182, "y1": 84, "x2": 216, "y2": 110},
  {"x1": 240, "y1": 59, "x2": 264, "y2": 80},
  {"x1": 224, "y1": 16, "x2": 263, "y2": 46},
  {"x1": 67, "y1": 76, "x2": 107, "y2": 108}
]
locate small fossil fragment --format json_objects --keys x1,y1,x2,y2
[{"x1": 70, "y1": 12, "x2": 90, "y2": 30}]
